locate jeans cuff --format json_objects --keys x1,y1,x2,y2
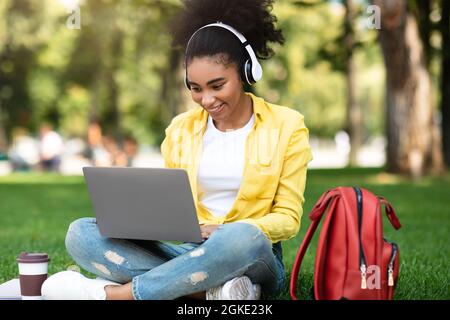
[{"x1": 131, "y1": 276, "x2": 142, "y2": 300}]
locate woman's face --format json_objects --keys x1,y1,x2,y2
[{"x1": 186, "y1": 55, "x2": 245, "y2": 123}]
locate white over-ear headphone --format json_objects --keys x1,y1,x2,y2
[{"x1": 184, "y1": 21, "x2": 263, "y2": 90}]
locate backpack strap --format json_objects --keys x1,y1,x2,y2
[
  {"x1": 290, "y1": 189, "x2": 340, "y2": 300},
  {"x1": 378, "y1": 196, "x2": 402, "y2": 230}
]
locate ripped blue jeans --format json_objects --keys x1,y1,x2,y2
[{"x1": 64, "y1": 217, "x2": 285, "y2": 300}]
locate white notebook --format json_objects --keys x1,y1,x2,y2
[{"x1": 0, "y1": 279, "x2": 21, "y2": 300}]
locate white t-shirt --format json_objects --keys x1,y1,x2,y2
[{"x1": 197, "y1": 113, "x2": 255, "y2": 217}]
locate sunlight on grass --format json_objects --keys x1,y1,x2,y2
[
  {"x1": 366, "y1": 171, "x2": 450, "y2": 187},
  {"x1": 0, "y1": 173, "x2": 84, "y2": 184},
  {"x1": 367, "y1": 172, "x2": 405, "y2": 185}
]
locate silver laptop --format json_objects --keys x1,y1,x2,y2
[{"x1": 82, "y1": 167, "x2": 203, "y2": 243}]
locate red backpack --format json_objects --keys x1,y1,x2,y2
[{"x1": 290, "y1": 187, "x2": 402, "y2": 300}]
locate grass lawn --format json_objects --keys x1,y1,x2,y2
[{"x1": 0, "y1": 168, "x2": 449, "y2": 300}]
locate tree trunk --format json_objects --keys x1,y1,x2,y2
[
  {"x1": 414, "y1": 0, "x2": 432, "y2": 68},
  {"x1": 103, "y1": 29, "x2": 123, "y2": 141},
  {"x1": 441, "y1": 0, "x2": 450, "y2": 167},
  {"x1": 160, "y1": 49, "x2": 183, "y2": 122},
  {"x1": 374, "y1": 0, "x2": 444, "y2": 177},
  {"x1": 344, "y1": 0, "x2": 362, "y2": 167},
  {"x1": 0, "y1": 101, "x2": 6, "y2": 154}
]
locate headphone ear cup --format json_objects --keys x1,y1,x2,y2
[{"x1": 243, "y1": 59, "x2": 254, "y2": 85}]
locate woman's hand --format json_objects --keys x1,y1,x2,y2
[{"x1": 200, "y1": 224, "x2": 220, "y2": 240}]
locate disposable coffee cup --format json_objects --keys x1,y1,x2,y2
[{"x1": 17, "y1": 252, "x2": 50, "y2": 300}]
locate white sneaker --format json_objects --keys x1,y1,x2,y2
[
  {"x1": 41, "y1": 271, "x2": 120, "y2": 300},
  {"x1": 206, "y1": 276, "x2": 261, "y2": 300}
]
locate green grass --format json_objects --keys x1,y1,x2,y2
[{"x1": 1, "y1": 168, "x2": 449, "y2": 299}]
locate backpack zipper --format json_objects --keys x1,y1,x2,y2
[
  {"x1": 384, "y1": 238, "x2": 398, "y2": 287},
  {"x1": 353, "y1": 187, "x2": 368, "y2": 289}
]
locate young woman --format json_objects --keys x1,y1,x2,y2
[{"x1": 42, "y1": 0, "x2": 312, "y2": 300}]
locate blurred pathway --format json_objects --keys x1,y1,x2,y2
[{"x1": 0, "y1": 137, "x2": 386, "y2": 176}]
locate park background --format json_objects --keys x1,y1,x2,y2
[{"x1": 0, "y1": 0, "x2": 449, "y2": 299}]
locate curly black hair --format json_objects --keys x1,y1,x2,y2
[{"x1": 169, "y1": 0, "x2": 284, "y2": 69}]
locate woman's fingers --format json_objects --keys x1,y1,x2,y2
[{"x1": 200, "y1": 224, "x2": 220, "y2": 239}]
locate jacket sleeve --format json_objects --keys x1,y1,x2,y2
[
  {"x1": 239, "y1": 117, "x2": 313, "y2": 243},
  {"x1": 160, "y1": 127, "x2": 174, "y2": 169},
  {"x1": 160, "y1": 118, "x2": 182, "y2": 169}
]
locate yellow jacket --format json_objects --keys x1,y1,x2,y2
[{"x1": 161, "y1": 92, "x2": 313, "y2": 243}]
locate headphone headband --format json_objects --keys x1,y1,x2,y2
[
  {"x1": 184, "y1": 21, "x2": 262, "y2": 89},
  {"x1": 186, "y1": 22, "x2": 248, "y2": 47}
]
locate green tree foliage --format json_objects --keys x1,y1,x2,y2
[
  {"x1": 0, "y1": 0, "x2": 388, "y2": 147},
  {"x1": 258, "y1": 0, "x2": 384, "y2": 138},
  {"x1": 1, "y1": 0, "x2": 181, "y2": 146}
]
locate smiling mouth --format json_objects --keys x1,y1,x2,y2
[{"x1": 208, "y1": 103, "x2": 225, "y2": 113}]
